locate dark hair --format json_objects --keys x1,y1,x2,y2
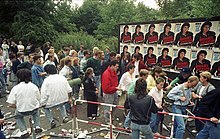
[
  {"x1": 28, "y1": 53, "x2": 35, "y2": 58},
  {"x1": 178, "y1": 49, "x2": 186, "y2": 58},
  {"x1": 123, "y1": 45, "x2": 128, "y2": 51},
  {"x1": 48, "y1": 55, "x2": 53, "y2": 60},
  {"x1": 85, "y1": 67, "x2": 94, "y2": 77},
  {"x1": 135, "y1": 25, "x2": 141, "y2": 32},
  {"x1": 44, "y1": 64, "x2": 57, "y2": 74},
  {"x1": 123, "y1": 25, "x2": 129, "y2": 32},
  {"x1": 109, "y1": 60, "x2": 118, "y2": 67},
  {"x1": 162, "y1": 48, "x2": 169, "y2": 55},
  {"x1": 201, "y1": 21, "x2": 212, "y2": 32},
  {"x1": 65, "y1": 58, "x2": 72, "y2": 65},
  {"x1": 109, "y1": 51, "x2": 116, "y2": 57},
  {"x1": 33, "y1": 55, "x2": 41, "y2": 62},
  {"x1": 16, "y1": 68, "x2": 32, "y2": 83},
  {"x1": 197, "y1": 50, "x2": 207, "y2": 60},
  {"x1": 148, "y1": 24, "x2": 155, "y2": 32},
  {"x1": 134, "y1": 78, "x2": 147, "y2": 99},
  {"x1": 83, "y1": 50, "x2": 90, "y2": 56},
  {"x1": 181, "y1": 22, "x2": 190, "y2": 33},
  {"x1": 9, "y1": 53, "x2": 16, "y2": 60},
  {"x1": 147, "y1": 47, "x2": 154, "y2": 54},
  {"x1": 164, "y1": 23, "x2": 171, "y2": 32},
  {"x1": 127, "y1": 64, "x2": 135, "y2": 71},
  {"x1": 133, "y1": 53, "x2": 140, "y2": 60},
  {"x1": 151, "y1": 66, "x2": 163, "y2": 79},
  {"x1": 134, "y1": 46, "x2": 140, "y2": 53}
]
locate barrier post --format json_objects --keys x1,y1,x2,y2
[
  {"x1": 109, "y1": 106, "x2": 113, "y2": 139},
  {"x1": 170, "y1": 115, "x2": 175, "y2": 139},
  {"x1": 74, "y1": 100, "x2": 79, "y2": 135}
]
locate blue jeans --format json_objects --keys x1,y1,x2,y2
[
  {"x1": 150, "y1": 112, "x2": 163, "y2": 133},
  {"x1": 172, "y1": 105, "x2": 186, "y2": 139},
  {"x1": 15, "y1": 109, "x2": 40, "y2": 132},
  {"x1": 196, "y1": 122, "x2": 220, "y2": 139},
  {"x1": 44, "y1": 103, "x2": 67, "y2": 123},
  {"x1": 94, "y1": 75, "x2": 101, "y2": 94},
  {"x1": 0, "y1": 130, "x2": 6, "y2": 139},
  {"x1": 124, "y1": 112, "x2": 131, "y2": 128},
  {"x1": 130, "y1": 122, "x2": 154, "y2": 139}
]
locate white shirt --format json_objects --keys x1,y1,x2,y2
[
  {"x1": 43, "y1": 60, "x2": 55, "y2": 67},
  {"x1": 148, "y1": 86, "x2": 163, "y2": 108},
  {"x1": 199, "y1": 86, "x2": 206, "y2": 96},
  {"x1": 7, "y1": 82, "x2": 40, "y2": 112},
  {"x1": 40, "y1": 74, "x2": 72, "y2": 108},
  {"x1": 119, "y1": 72, "x2": 135, "y2": 91},
  {"x1": 44, "y1": 53, "x2": 59, "y2": 62},
  {"x1": 17, "y1": 45, "x2": 25, "y2": 52},
  {"x1": 59, "y1": 65, "x2": 72, "y2": 79},
  {"x1": 134, "y1": 61, "x2": 139, "y2": 76}
]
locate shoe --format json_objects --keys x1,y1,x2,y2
[
  {"x1": 96, "y1": 114, "x2": 100, "y2": 117},
  {"x1": 51, "y1": 120, "x2": 56, "y2": 129},
  {"x1": 88, "y1": 117, "x2": 93, "y2": 120},
  {"x1": 35, "y1": 128, "x2": 43, "y2": 133},
  {"x1": 92, "y1": 117, "x2": 96, "y2": 120},
  {"x1": 20, "y1": 132, "x2": 30, "y2": 138},
  {"x1": 63, "y1": 117, "x2": 68, "y2": 123}
]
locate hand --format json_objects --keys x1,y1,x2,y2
[
  {"x1": 68, "y1": 99, "x2": 73, "y2": 104},
  {"x1": 180, "y1": 96, "x2": 186, "y2": 102},
  {"x1": 0, "y1": 119, "x2": 4, "y2": 125},
  {"x1": 210, "y1": 117, "x2": 219, "y2": 123},
  {"x1": 165, "y1": 85, "x2": 172, "y2": 90}
]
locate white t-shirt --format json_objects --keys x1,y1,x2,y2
[
  {"x1": 148, "y1": 86, "x2": 163, "y2": 108},
  {"x1": 199, "y1": 86, "x2": 206, "y2": 96},
  {"x1": 17, "y1": 45, "x2": 25, "y2": 52},
  {"x1": 7, "y1": 82, "x2": 40, "y2": 112},
  {"x1": 119, "y1": 72, "x2": 135, "y2": 91},
  {"x1": 59, "y1": 65, "x2": 72, "y2": 79},
  {"x1": 134, "y1": 61, "x2": 139, "y2": 76},
  {"x1": 40, "y1": 74, "x2": 72, "y2": 108}
]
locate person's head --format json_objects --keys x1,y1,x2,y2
[
  {"x1": 180, "y1": 67, "x2": 191, "y2": 79},
  {"x1": 48, "y1": 55, "x2": 54, "y2": 62},
  {"x1": 16, "y1": 68, "x2": 32, "y2": 83},
  {"x1": 85, "y1": 67, "x2": 94, "y2": 78},
  {"x1": 84, "y1": 50, "x2": 90, "y2": 59},
  {"x1": 9, "y1": 53, "x2": 16, "y2": 60},
  {"x1": 18, "y1": 40, "x2": 22, "y2": 45},
  {"x1": 139, "y1": 69, "x2": 149, "y2": 80},
  {"x1": 64, "y1": 57, "x2": 72, "y2": 66},
  {"x1": 109, "y1": 60, "x2": 119, "y2": 72},
  {"x1": 44, "y1": 64, "x2": 57, "y2": 75},
  {"x1": 48, "y1": 48, "x2": 54, "y2": 54},
  {"x1": 201, "y1": 21, "x2": 212, "y2": 34},
  {"x1": 134, "y1": 46, "x2": 140, "y2": 54},
  {"x1": 3, "y1": 39, "x2": 6, "y2": 44},
  {"x1": 152, "y1": 66, "x2": 163, "y2": 78},
  {"x1": 200, "y1": 71, "x2": 212, "y2": 83},
  {"x1": 162, "y1": 48, "x2": 169, "y2": 57},
  {"x1": 181, "y1": 22, "x2": 190, "y2": 33},
  {"x1": 164, "y1": 23, "x2": 171, "y2": 33},
  {"x1": 64, "y1": 47, "x2": 70, "y2": 55},
  {"x1": 109, "y1": 51, "x2": 116, "y2": 61},
  {"x1": 93, "y1": 47, "x2": 99, "y2": 54},
  {"x1": 197, "y1": 50, "x2": 207, "y2": 61},
  {"x1": 80, "y1": 45, "x2": 84, "y2": 51},
  {"x1": 123, "y1": 45, "x2": 128, "y2": 52},
  {"x1": 94, "y1": 49, "x2": 102, "y2": 58},
  {"x1": 116, "y1": 54, "x2": 121, "y2": 61},
  {"x1": 187, "y1": 76, "x2": 199, "y2": 88},
  {"x1": 28, "y1": 53, "x2": 35, "y2": 63},
  {"x1": 33, "y1": 55, "x2": 42, "y2": 65},
  {"x1": 72, "y1": 57, "x2": 79, "y2": 66},
  {"x1": 178, "y1": 49, "x2": 186, "y2": 59},
  {"x1": 135, "y1": 25, "x2": 141, "y2": 33},
  {"x1": 155, "y1": 77, "x2": 165, "y2": 91},
  {"x1": 135, "y1": 78, "x2": 147, "y2": 99},
  {"x1": 70, "y1": 50, "x2": 77, "y2": 57},
  {"x1": 106, "y1": 47, "x2": 110, "y2": 53},
  {"x1": 147, "y1": 47, "x2": 154, "y2": 55},
  {"x1": 17, "y1": 52, "x2": 24, "y2": 59},
  {"x1": 149, "y1": 24, "x2": 155, "y2": 33},
  {"x1": 0, "y1": 47, "x2": 3, "y2": 55},
  {"x1": 100, "y1": 51, "x2": 105, "y2": 60},
  {"x1": 133, "y1": 53, "x2": 140, "y2": 61},
  {"x1": 127, "y1": 64, "x2": 135, "y2": 74},
  {"x1": 124, "y1": 25, "x2": 129, "y2": 33}
]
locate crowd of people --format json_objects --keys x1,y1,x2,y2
[{"x1": 0, "y1": 38, "x2": 219, "y2": 139}]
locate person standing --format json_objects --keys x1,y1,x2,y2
[
  {"x1": 7, "y1": 69, "x2": 42, "y2": 138},
  {"x1": 167, "y1": 76, "x2": 199, "y2": 139},
  {"x1": 41, "y1": 65, "x2": 72, "y2": 128},
  {"x1": 102, "y1": 60, "x2": 120, "y2": 124},
  {"x1": 129, "y1": 78, "x2": 158, "y2": 139},
  {"x1": 196, "y1": 88, "x2": 220, "y2": 139},
  {"x1": 80, "y1": 50, "x2": 90, "y2": 74}
]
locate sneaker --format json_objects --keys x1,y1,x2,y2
[
  {"x1": 63, "y1": 117, "x2": 68, "y2": 123},
  {"x1": 20, "y1": 132, "x2": 30, "y2": 138},
  {"x1": 35, "y1": 128, "x2": 43, "y2": 133},
  {"x1": 51, "y1": 120, "x2": 56, "y2": 129},
  {"x1": 88, "y1": 117, "x2": 93, "y2": 120},
  {"x1": 96, "y1": 114, "x2": 100, "y2": 117},
  {"x1": 92, "y1": 117, "x2": 96, "y2": 120}
]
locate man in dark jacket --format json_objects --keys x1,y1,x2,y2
[{"x1": 196, "y1": 88, "x2": 220, "y2": 139}]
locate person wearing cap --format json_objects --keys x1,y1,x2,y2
[
  {"x1": 196, "y1": 88, "x2": 220, "y2": 139},
  {"x1": 31, "y1": 55, "x2": 47, "y2": 88},
  {"x1": 190, "y1": 50, "x2": 211, "y2": 76},
  {"x1": 132, "y1": 25, "x2": 144, "y2": 44},
  {"x1": 167, "y1": 76, "x2": 199, "y2": 139},
  {"x1": 192, "y1": 71, "x2": 215, "y2": 132},
  {"x1": 157, "y1": 48, "x2": 172, "y2": 68},
  {"x1": 172, "y1": 49, "x2": 190, "y2": 70},
  {"x1": 193, "y1": 21, "x2": 216, "y2": 47},
  {"x1": 174, "y1": 22, "x2": 193, "y2": 46},
  {"x1": 158, "y1": 23, "x2": 175, "y2": 45},
  {"x1": 145, "y1": 24, "x2": 158, "y2": 44}
]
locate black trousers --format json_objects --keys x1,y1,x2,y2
[{"x1": 86, "y1": 94, "x2": 98, "y2": 117}]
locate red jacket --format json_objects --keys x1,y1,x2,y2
[{"x1": 102, "y1": 66, "x2": 118, "y2": 94}]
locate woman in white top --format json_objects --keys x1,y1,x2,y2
[
  {"x1": 17, "y1": 41, "x2": 25, "y2": 52},
  {"x1": 148, "y1": 77, "x2": 165, "y2": 135}
]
